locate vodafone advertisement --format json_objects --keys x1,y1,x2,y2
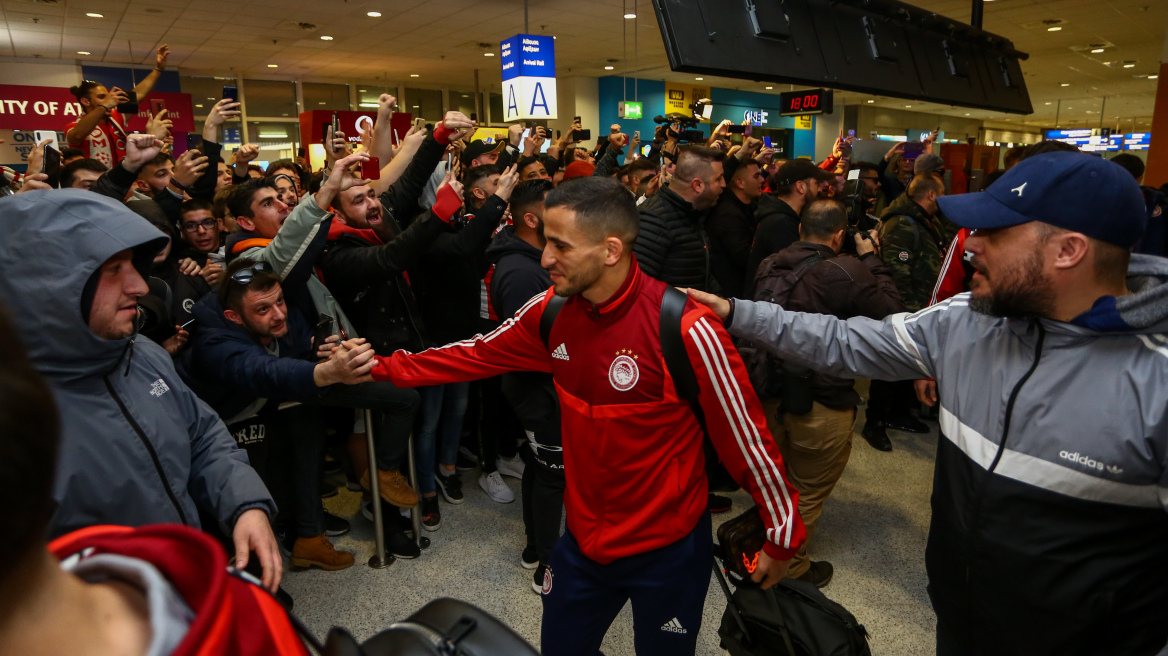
[{"x1": 0, "y1": 83, "x2": 195, "y2": 132}]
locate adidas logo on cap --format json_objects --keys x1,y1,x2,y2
[
  {"x1": 661, "y1": 617, "x2": 687, "y2": 634},
  {"x1": 552, "y1": 343, "x2": 570, "y2": 361}
]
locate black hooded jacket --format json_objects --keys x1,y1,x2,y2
[{"x1": 486, "y1": 224, "x2": 552, "y2": 319}]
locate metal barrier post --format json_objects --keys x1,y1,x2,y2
[{"x1": 365, "y1": 409, "x2": 392, "y2": 568}]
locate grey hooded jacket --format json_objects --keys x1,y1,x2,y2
[
  {"x1": 0, "y1": 190, "x2": 275, "y2": 538},
  {"x1": 729, "y1": 253, "x2": 1168, "y2": 655}
]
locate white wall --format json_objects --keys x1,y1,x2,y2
[{"x1": 550, "y1": 76, "x2": 598, "y2": 137}]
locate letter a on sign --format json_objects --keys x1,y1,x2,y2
[
  {"x1": 530, "y1": 82, "x2": 549, "y2": 117},
  {"x1": 507, "y1": 84, "x2": 519, "y2": 120}
]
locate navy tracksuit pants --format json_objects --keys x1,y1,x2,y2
[{"x1": 540, "y1": 512, "x2": 713, "y2": 656}]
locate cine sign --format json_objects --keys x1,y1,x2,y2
[
  {"x1": 778, "y1": 88, "x2": 833, "y2": 117},
  {"x1": 501, "y1": 34, "x2": 557, "y2": 121}
]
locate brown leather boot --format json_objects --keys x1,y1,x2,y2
[
  {"x1": 360, "y1": 468, "x2": 419, "y2": 508},
  {"x1": 291, "y1": 534, "x2": 355, "y2": 571}
]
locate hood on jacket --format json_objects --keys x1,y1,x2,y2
[
  {"x1": 0, "y1": 190, "x2": 169, "y2": 382},
  {"x1": 1106, "y1": 253, "x2": 1168, "y2": 331},
  {"x1": 485, "y1": 225, "x2": 543, "y2": 266}
]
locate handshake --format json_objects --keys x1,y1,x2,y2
[{"x1": 313, "y1": 335, "x2": 378, "y2": 387}]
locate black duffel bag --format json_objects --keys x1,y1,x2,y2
[
  {"x1": 312, "y1": 598, "x2": 541, "y2": 656},
  {"x1": 715, "y1": 572, "x2": 871, "y2": 656}
]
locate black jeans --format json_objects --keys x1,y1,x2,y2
[
  {"x1": 503, "y1": 373, "x2": 565, "y2": 565},
  {"x1": 471, "y1": 376, "x2": 521, "y2": 473},
  {"x1": 277, "y1": 381, "x2": 419, "y2": 539},
  {"x1": 313, "y1": 381, "x2": 420, "y2": 471}
]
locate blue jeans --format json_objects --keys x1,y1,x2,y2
[{"x1": 414, "y1": 382, "x2": 470, "y2": 495}]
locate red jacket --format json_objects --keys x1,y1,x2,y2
[
  {"x1": 928, "y1": 228, "x2": 970, "y2": 306},
  {"x1": 50, "y1": 524, "x2": 310, "y2": 656},
  {"x1": 372, "y1": 260, "x2": 805, "y2": 563}
]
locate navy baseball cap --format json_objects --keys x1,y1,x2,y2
[{"x1": 937, "y1": 151, "x2": 1147, "y2": 248}]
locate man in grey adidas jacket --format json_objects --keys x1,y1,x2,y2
[{"x1": 690, "y1": 152, "x2": 1168, "y2": 656}]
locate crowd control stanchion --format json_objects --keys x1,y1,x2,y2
[
  {"x1": 364, "y1": 408, "x2": 392, "y2": 569},
  {"x1": 404, "y1": 433, "x2": 430, "y2": 550}
]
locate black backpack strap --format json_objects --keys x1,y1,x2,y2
[
  {"x1": 660, "y1": 287, "x2": 699, "y2": 401},
  {"x1": 539, "y1": 294, "x2": 567, "y2": 348}
]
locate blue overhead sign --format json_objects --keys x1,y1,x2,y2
[
  {"x1": 501, "y1": 34, "x2": 557, "y2": 121},
  {"x1": 501, "y1": 34, "x2": 555, "y2": 81}
]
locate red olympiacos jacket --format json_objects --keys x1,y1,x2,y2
[{"x1": 371, "y1": 259, "x2": 805, "y2": 564}]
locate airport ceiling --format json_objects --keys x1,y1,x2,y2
[{"x1": 1, "y1": 0, "x2": 1164, "y2": 131}]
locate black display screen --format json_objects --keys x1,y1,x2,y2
[{"x1": 779, "y1": 88, "x2": 833, "y2": 116}]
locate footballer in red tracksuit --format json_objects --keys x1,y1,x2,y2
[{"x1": 370, "y1": 256, "x2": 806, "y2": 654}]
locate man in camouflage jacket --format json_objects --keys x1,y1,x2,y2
[{"x1": 878, "y1": 175, "x2": 950, "y2": 312}]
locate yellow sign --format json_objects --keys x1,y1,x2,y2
[
  {"x1": 664, "y1": 82, "x2": 711, "y2": 123},
  {"x1": 794, "y1": 115, "x2": 813, "y2": 130},
  {"x1": 471, "y1": 127, "x2": 510, "y2": 143}
]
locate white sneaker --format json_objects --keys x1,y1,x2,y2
[
  {"x1": 479, "y1": 471, "x2": 515, "y2": 503},
  {"x1": 496, "y1": 454, "x2": 525, "y2": 479}
]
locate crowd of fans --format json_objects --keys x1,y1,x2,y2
[{"x1": 3, "y1": 60, "x2": 1168, "y2": 655}]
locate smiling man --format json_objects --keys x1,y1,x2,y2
[
  {"x1": 688, "y1": 151, "x2": 1168, "y2": 656},
  {"x1": 356, "y1": 177, "x2": 803, "y2": 656}
]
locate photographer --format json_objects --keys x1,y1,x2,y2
[{"x1": 745, "y1": 199, "x2": 903, "y2": 587}]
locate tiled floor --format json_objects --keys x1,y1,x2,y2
[{"x1": 284, "y1": 415, "x2": 940, "y2": 655}]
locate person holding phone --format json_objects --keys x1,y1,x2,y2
[{"x1": 64, "y1": 44, "x2": 170, "y2": 168}]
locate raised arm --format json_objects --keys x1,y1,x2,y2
[
  {"x1": 132, "y1": 44, "x2": 170, "y2": 99},
  {"x1": 369, "y1": 290, "x2": 554, "y2": 387}
]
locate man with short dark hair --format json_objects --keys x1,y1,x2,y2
[
  {"x1": 358, "y1": 177, "x2": 804, "y2": 656},
  {"x1": 745, "y1": 159, "x2": 836, "y2": 293},
  {"x1": 691, "y1": 151, "x2": 1168, "y2": 655},
  {"x1": 518, "y1": 155, "x2": 550, "y2": 180},
  {"x1": 180, "y1": 257, "x2": 389, "y2": 571},
  {"x1": 0, "y1": 190, "x2": 281, "y2": 592},
  {"x1": 463, "y1": 164, "x2": 501, "y2": 208},
  {"x1": 634, "y1": 145, "x2": 726, "y2": 291},
  {"x1": 747, "y1": 199, "x2": 904, "y2": 587},
  {"x1": 863, "y1": 174, "x2": 949, "y2": 451},
  {"x1": 623, "y1": 157, "x2": 658, "y2": 195},
  {"x1": 59, "y1": 157, "x2": 108, "y2": 190},
  {"x1": 132, "y1": 151, "x2": 174, "y2": 199},
  {"x1": 177, "y1": 198, "x2": 224, "y2": 268},
  {"x1": 708, "y1": 159, "x2": 765, "y2": 298}
]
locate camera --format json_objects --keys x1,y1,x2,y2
[{"x1": 840, "y1": 174, "x2": 879, "y2": 257}]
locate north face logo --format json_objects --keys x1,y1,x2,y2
[{"x1": 149, "y1": 379, "x2": 170, "y2": 397}]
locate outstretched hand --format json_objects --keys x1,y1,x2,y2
[{"x1": 685, "y1": 288, "x2": 731, "y2": 321}]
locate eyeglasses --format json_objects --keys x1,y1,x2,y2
[
  {"x1": 181, "y1": 218, "x2": 218, "y2": 233},
  {"x1": 229, "y1": 261, "x2": 274, "y2": 285}
]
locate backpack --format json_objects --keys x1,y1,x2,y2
[
  {"x1": 738, "y1": 253, "x2": 825, "y2": 399},
  {"x1": 714, "y1": 507, "x2": 872, "y2": 656},
  {"x1": 539, "y1": 286, "x2": 702, "y2": 406}
]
